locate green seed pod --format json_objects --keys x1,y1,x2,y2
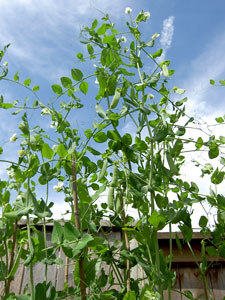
[
  {"x1": 115, "y1": 192, "x2": 122, "y2": 213},
  {"x1": 110, "y1": 89, "x2": 121, "y2": 109},
  {"x1": 107, "y1": 187, "x2": 114, "y2": 211},
  {"x1": 98, "y1": 158, "x2": 107, "y2": 181},
  {"x1": 110, "y1": 165, "x2": 118, "y2": 188},
  {"x1": 24, "y1": 238, "x2": 35, "y2": 266}
]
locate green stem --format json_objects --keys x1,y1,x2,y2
[
  {"x1": 187, "y1": 242, "x2": 213, "y2": 300},
  {"x1": 168, "y1": 223, "x2": 173, "y2": 300},
  {"x1": 111, "y1": 261, "x2": 123, "y2": 288},
  {"x1": 26, "y1": 214, "x2": 35, "y2": 300},
  {"x1": 136, "y1": 59, "x2": 163, "y2": 298}
]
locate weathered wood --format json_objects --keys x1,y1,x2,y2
[
  {"x1": 2, "y1": 224, "x2": 225, "y2": 299},
  {"x1": 209, "y1": 266, "x2": 225, "y2": 300},
  {"x1": 178, "y1": 267, "x2": 212, "y2": 299}
]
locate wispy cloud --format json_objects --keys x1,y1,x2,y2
[
  {"x1": 159, "y1": 16, "x2": 175, "y2": 62},
  {"x1": 0, "y1": 0, "x2": 133, "y2": 81}
]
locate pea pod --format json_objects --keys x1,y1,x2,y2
[
  {"x1": 98, "y1": 158, "x2": 108, "y2": 181},
  {"x1": 24, "y1": 238, "x2": 35, "y2": 266},
  {"x1": 110, "y1": 165, "x2": 118, "y2": 188},
  {"x1": 110, "y1": 89, "x2": 121, "y2": 109},
  {"x1": 115, "y1": 192, "x2": 122, "y2": 213},
  {"x1": 107, "y1": 187, "x2": 114, "y2": 211},
  {"x1": 7, "y1": 244, "x2": 22, "y2": 278}
]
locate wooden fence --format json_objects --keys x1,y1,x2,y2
[{"x1": 1, "y1": 222, "x2": 225, "y2": 299}]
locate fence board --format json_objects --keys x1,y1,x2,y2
[{"x1": 209, "y1": 267, "x2": 225, "y2": 300}]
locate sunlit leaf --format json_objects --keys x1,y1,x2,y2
[
  {"x1": 80, "y1": 81, "x2": 88, "y2": 94},
  {"x1": 52, "y1": 84, "x2": 62, "y2": 94}
]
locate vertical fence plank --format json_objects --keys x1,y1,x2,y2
[
  {"x1": 209, "y1": 266, "x2": 225, "y2": 300},
  {"x1": 178, "y1": 267, "x2": 214, "y2": 299}
]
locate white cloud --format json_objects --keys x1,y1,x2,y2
[
  {"x1": 0, "y1": 0, "x2": 132, "y2": 80},
  {"x1": 159, "y1": 16, "x2": 175, "y2": 62}
]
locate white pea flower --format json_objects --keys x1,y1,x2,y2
[
  {"x1": 53, "y1": 181, "x2": 64, "y2": 192},
  {"x1": 121, "y1": 36, "x2": 127, "y2": 43},
  {"x1": 152, "y1": 33, "x2": 160, "y2": 39},
  {"x1": 18, "y1": 150, "x2": 25, "y2": 158},
  {"x1": 52, "y1": 144, "x2": 58, "y2": 152},
  {"x1": 16, "y1": 194, "x2": 23, "y2": 201},
  {"x1": 125, "y1": 7, "x2": 132, "y2": 14},
  {"x1": 10, "y1": 133, "x2": 17, "y2": 142},
  {"x1": 144, "y1": 11, "x2": 151, "y2": 19},
  {"x1": 95, "y1": 78, "x2": 99, "y2": 85},
  {"x1": 7, "y1": 169, "x2": 15, "y2": 178},
  {"x1": 148, "y1": 93, "x2": 154, "y2": 99},
  {"x1": 41, "y1": 108, "x2": 51, "y2": 116},
  {"x1": 3, "y1": 61, "x2": 8, "y2": 67}
]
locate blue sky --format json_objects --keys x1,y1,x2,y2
[{"x1": 1, "y1": 0, "x2": 225, "y2": 225}]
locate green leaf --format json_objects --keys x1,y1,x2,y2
[
  {"x1": 87, "y1": 44, "x2": 94, "y2": 55},
  {"x1": 219, "y1": 79, "x2": 225, "y2": 85},
  {"x1": 215, "y1": 117, "x2": 224, "y2": 123},
  {"x1": 175, "y1": 233, "x2": 182, "y2": 253},
  {"x1": 32, "y1": 85, "x2": 40, "y2": 91},
  {"x1": 175, "y1": 97, "x2": 188, "y2": 106},
  {"x1": 154, "y1": 127, "x2": 168, "y2": 142},
  {"x1": 219, "y1": 136, "x2": 225, "y2": 143},
  {"x1": 123, "y1": 291, "x2": 136, "y2": 300},
  {"x1": 56, "y1": 144, "x2": 67, "y2": 158},
  {"x1": 42, "y1": 143, "x2": 54, "y2": 159},
  {"x1": 91, "y1": 19, "x2": 98, "y2": 29},
  {"x1": 206, "y1": 246, "x2": 217, "y2": 256},
  {"x1": 14, "y1": 72, "x2": 19, "y2": 81},
  {"x1": 60, "y1": 76, "x2": 72, "y2": 88},
  {"x1": 155, "y1": 193, "x2": 168, "y2": 209},
  {"x1": 97, "y1": 23, "x2": 107, "y2": 35},
  {"x1": 195, "y1": 137, "x2": 203, "y2": 149},
  {"x1": 92, "y1": 182, "x2": 107, "y2": 201},
  {"x1": 122, "y1": 133, "x2": 132, "y2": 146},
  {"x1": 152, "y1": 49, "x2": 163, "y2": 59},
  {"x1": 0, "y1": 103, "x2": 13, "y2": 109},
  {"x1": 93, "y1": 132, "x2": 108, "y2": 143},
  {"x1": 209, "y1": 145, "x2": 219, "y2": 159},
  {"x1": 210, "y1": 79, "x2": 215, "y2": 85},
  {"x1": 102, "y1": 35, "x2": 115, "y2": 44},
  {"x1": 199, "y1": 216, "x2": 208, "y2": 228},
  {"x1": 71, "y1": 68, "x2": 83, "y2": 81},
  {"x1": 72, "y1": 233, "x2": 94, "y2": 257},
  {"x1": 79, "y1": 81, "x2": 89, "y2": 94},
  {"x1": 166, "y1": 152, "x2": 179, "y2": 175},
  {"x1": 64, "y1": 222, "x2": 80, "y2": 241},
  {"x1": 51, "y1": 221, "x2": 63, "y2": 244},
  {"x1": 148, "y1": 211, "x2": 167, "y2": 230},
  {"x1": 211, "y1": 168, "x2": 225, "y2": 184},
  {"x1": 76, "y1": 53, "x2": 84, "y2": 60},
  {"x1": 179, "y1": 223, "x2": 193, "y2": 242},
  {"x1": 52, "y1": 84, "x2": 62, "y2": 94},
  {"x1": 24, "y1": 78, "x2": 31, "y2": 86}
]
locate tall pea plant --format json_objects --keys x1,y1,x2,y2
[{"x1": 0, "y1": 8, "x2": 225, "y2": 300}]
